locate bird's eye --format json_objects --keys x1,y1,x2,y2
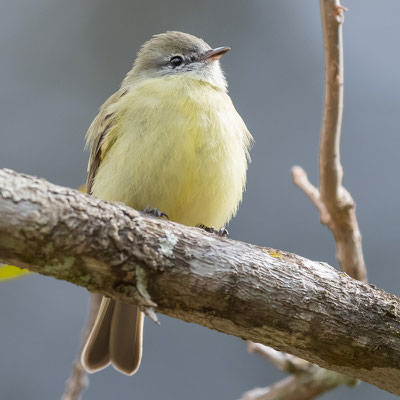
[{"x1": 170, "y1": 56, "x2": 183, "y2": 67}]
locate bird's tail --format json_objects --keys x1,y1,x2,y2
[{"x1": 81, "y1": 297, "x2": 144, "y2": 375}]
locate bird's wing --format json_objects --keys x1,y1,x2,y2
[{"x1": 85, "y1": 89, "x2": 128, "y2": 194}]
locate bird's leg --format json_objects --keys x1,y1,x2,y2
[
  {"x1": 198, "y1": 224, "x2": 229, "y2": 237},
  {"x1": 141, "y1": 205, "x2": 169, "y2": 219}
]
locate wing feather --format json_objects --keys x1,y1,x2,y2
[{"x1": 85, "y1": 89, "x2": 128, "y2": 194}]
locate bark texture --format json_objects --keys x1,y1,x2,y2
[{"x1": 0, "y1": 168, "x2": 399, "y2": 395}]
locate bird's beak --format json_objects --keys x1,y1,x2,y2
[{"x1": 202, "y1": 46, "x2": 231, "y2": 61}]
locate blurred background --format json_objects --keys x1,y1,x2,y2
[{"x1": 0, "y1": 0, "x2": 399, "y2": 399}]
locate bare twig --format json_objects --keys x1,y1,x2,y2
[
  {"x1": 292, "y1": 0, "x2": 366, "y2": 282},
  {"x1": 244, "y1": 344, "x2": 357, "y2": 400},
  {"x1": 291, "y1": 166, "x2": 331, "y2": 226},
  {"x1": 318, "y1": 0, "x2": 366, "y2": 282},
  {"x1": 247, "y1": 343, "x2": 310, "y2": 374},
  {"x1": 243, "y1": 1, "x2": 368, "y2": 399},
  {"x1": 241, "y1": 367, "x2": 357, "y2": 400},
  {"x1": 61, "y1": 294, "x2": 102, "y2": 400}
]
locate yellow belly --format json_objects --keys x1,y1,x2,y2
[{"x1": 92, "y1": 76, "x2": 252, "y2": 228}]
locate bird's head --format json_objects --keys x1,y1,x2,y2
[{"x1": 124, "y1": 31, "x2": 230, "y2": 91}]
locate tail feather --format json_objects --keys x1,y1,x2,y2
[
  {"x1": 81, "y1": 297, "x2": 115, "y2": 372},
  {"x1": 81, "y1": 297, "x2": 144, "y2": 376},
  {"x1": 110, "y1": 302, "x2": 144, "y2": 375}
]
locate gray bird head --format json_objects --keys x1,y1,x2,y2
[{"x1": 123, "y1": 31, "x2": 230, "y2": 91}]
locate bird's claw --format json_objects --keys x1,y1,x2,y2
[
  {"x1": 141, "y1": 205, "x2": 169, "y2": 220},
  {"x1": 198, "y1": 224, "x2": 229, "y2": 237}
]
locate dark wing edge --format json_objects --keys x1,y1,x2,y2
[{"x1": 85, "y1": 89, "x2": 128, "y2": 194}]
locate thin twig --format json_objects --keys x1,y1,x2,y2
[
  {"x1": 291, "y1": 166, "x2": 331, "y2": 226},
  {"x1": 318, "y1": 0, "x2": 345, "y2": 208},
  {"x1": 241, "y1": 367, "x2": 357, "y2": 400},
  {"x1": 61, "y1": 294, "x2": 102, "y2": 400},
  {"x1": 318, "y1": 0, "x2": 366, "y2": 281},
  {"x1": 292, "y1": 0, "x2": 366, "y2": 282},
  {"x1": 247, "y1": 343, "x2": 310, "y2": 374},
  {"x1": 244, "y1": 343, "x2": 357, "y2": 400},
  {"x1": 243, "y1": 1, "x2": 367, "y2": 399}
]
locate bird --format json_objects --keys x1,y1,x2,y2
[{"x1": 81, "y1": 31, "x2": 253, "y2": 376}]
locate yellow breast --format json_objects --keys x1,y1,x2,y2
[{"x1": 92, "y1": 75, "x2": 252, "y2": 228}]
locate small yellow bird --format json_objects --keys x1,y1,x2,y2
[{"x1": 81, "y1": 31, "x2": 253, "y2": 375}]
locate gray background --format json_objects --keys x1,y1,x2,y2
[{"x1": 0, "y1": 0, "x2": 399, "y2": 399}]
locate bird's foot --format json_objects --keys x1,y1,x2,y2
[
  {"x1": 198, "y1": 224, "x2": 229, "y2": 237},
  {"x1": 141, "y1": 205, "x2": 169, "y2": 220}
]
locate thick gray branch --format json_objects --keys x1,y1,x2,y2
[{"x1": 0, "y1": 168, "x2": 399, "y2": 395}]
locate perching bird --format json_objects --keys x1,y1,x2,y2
[{"x1": 81, "y1": 31, "x2": 253, "y2": 376}]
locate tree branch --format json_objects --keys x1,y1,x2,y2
[
  {"x1": 292, "y1": 0, "x2": 366, "y2": 282},
  {"x1": 319, "y1": 0, "x2": 345, "y2": 208},
  {"x1": 247, "y1": 343, "x2": 313, "y2": 374},
  {"x1": 244, "y1": 3, "x2": 360, "y2": 399},
  {"x1": 242, "y1": 343, "x2": 357, "y2": 400},
  {"x1": 0, "y1": 168, "x2": 399, "y2": 395},
  {"x1": 241, "y1": 362, "x2": 356, "y2": 400},
  {"x1": 245, "y1": 2, "x2": 366, "y2": 399}
]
